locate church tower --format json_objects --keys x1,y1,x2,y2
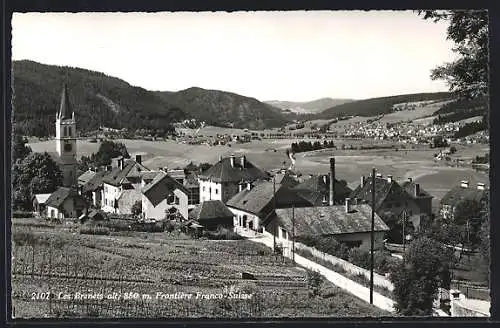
[{"x1": 55, "y1": 84, "x2": 77, "y2": 188}]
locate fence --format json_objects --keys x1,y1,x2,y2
[
  {"x1": 292, "y1": 242, "x2": 394, "y2": 291},
  {"x1": 451, "y1": 281, "x2": 490, "y2": 302}
]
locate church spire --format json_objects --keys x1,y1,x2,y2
[{"x1": 58, "y1": 83, "x2": 73, "y2": 120}]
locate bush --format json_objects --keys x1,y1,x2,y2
[
  {"x1": 306, "y1": 269, "x2": 323, "y2": 298},
  {"x1": 80, "y1": 225, "x2": 110, "y2": 235}
]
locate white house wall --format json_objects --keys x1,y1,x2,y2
[
  {"x1": 142, "y1": 188, "x2": 189, "y2": 221},
  {"x1": 228, "y1": 207, "x2": 261, "y2": 231}
]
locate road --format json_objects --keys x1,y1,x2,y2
[{"x1": 242, "y1": 231, "x2": 396, "y2": 313}]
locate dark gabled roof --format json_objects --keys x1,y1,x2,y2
[
  {"x1": 274, "y1": 171, "x2": 300, "y2": 188},
  {"x1": 273, "y1": 204, "x2": 389, "y2": 237},
  {"x1": 350, "y1": 177, "x2": 409, "y2": 210},
  {"x1": 226, "y1": 181, "x2": 315, "y2": 216},
  {"x1": 58, "y1": 84, "x2": 73, "y2": 120},
  {"x1": 82, "y1": 171, "x2": 107, "y2": 193},
  {"x1": 440, "y1": 185, "x2": 488, "y2": 208},
  {"x1": 189, "y1": 200, "x2": 234, "y2": 221},
  {"x1": 400, "y1": 181, "x2": 433, "y2": 199},
  {"x1": 142, "y1": 171, "x2": 189, "y2": 207},
  {"x1": 102, "y1": 160, "x2": 150, "y2": 186},
  {"x1": 45, "y1": 187, "x2": 77, "y2": 208},
  {"x1": 199, "y1": 156, "x2": 268, "y2": 183},
  {"x1": 293, "y1": 175, "x2": 352, "y2": 199}
]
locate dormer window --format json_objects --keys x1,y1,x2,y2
[{"x1": 68, "y1": 126, "x2": 72, "y2": 137}]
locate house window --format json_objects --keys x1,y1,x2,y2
[
  {"x1": 203, "y1": 186, "x2": 206, "y2": 192},
  {"x1": 63, "y1": 126, "x2": 67, "y2": 136},
  {"x1": 68, "y1": 127, "x2": 72, "y2": 137},
  {"x1": 175, "y1": 196, "x2": 180, "y2": 205},
  {"x1": 215, "y1": 188, "x2": 219, "y2": 195}
]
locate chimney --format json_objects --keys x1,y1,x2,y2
[
  {"x1": 119, "y1": 158, "x2": 124, "y2": 171},
  {"x1": 246, "y1": 181, "x2": 252, "y2": 191},
  {"x1": 387, "y1": 175, "x2": 393, "y2": 183},
  {"x1": 414, "y1": 183, "x2": 420, "y2": 197},
  {"x1": 408, "y1": 177, "x2": 413, "y2": 183},
  {"x1": 240, "y1": 155, "x2": 246, "y2": 168},
  {"x1": 329, "y1": 157, "x2": 335, "y2": 206},
  {"x1": 460, "y1": 180, "x2": 469, "y2": 188},
  {"x1": 135, "y1": 154, "x2": 142, "y2": 165},
  {"x1": 345, "y1": 198, "x2": 351, "y2": 213},
  {"x1": 323, "y1": 175, "x2": 328, "y2": 184},
  {"x1": 230, "y1": 155, "x2": 236, "y2": 168},
  {"x1": 477, "y1": 182, "x2": 485, "y2": 190},
  {"x1": 360, "y1": 175, "x2": 365, "y2": 187},
  {"x1": 238, "y1": 183, "x2": 244, "y2": 192}
]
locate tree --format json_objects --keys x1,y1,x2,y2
[
  {"x1": 12, "y1": 152, "x2": 63, "y2": 210},
  {"x1": 92, "y1": 140, "x2": 130, "y2": 167},
  {"x1": 12, "y1": 132, "x2": 32, "y2": 163},
  {"x1": 419, "y1": 10, "x2": 488, "y2": 100},
  {"x1": 390, "y1": 236, "x2": 453, "y2": 316},
  {"x1": 131, "y1": 200, "x2": 142, "y2": 217}
]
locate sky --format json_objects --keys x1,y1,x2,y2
[{"x1": 11, "y1": 11, "x2": 458, "y2": 102}]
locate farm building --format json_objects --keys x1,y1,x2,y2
[
  {"x1": 265, "y1": 200, "x2": 389, "y2": 250},
  {"x1": 141, "y1": 171, "x2": 189, "y2": 221},
  {"x1": 188, "y1": 200, "x2": 234, "y2": 230},
  {"x1": 79, "y1": 170, "x2": 107, "y2": 208},
  {"x1": 198, "y1": 154, "x2": 268, "y2": 203},
  {"x1": 440, "y1": 181, "x2": 488, "y2": 221},
  {"x1": 227, "y1": 180, "x2": 316, "y2": 232},
  {"x1": 101, "y1": 155, "x2": 151, "y2": 213},
  {"x1": 45, "y1": 187, "x2": 86, "y2": 220},
  {"x1": 400, "y1": 177, "x2": 433, "y2": 219},
  {"x1": 32, "y1": 193, "x2": 52, "y2": 217},
  {"x1": 350, "y1": 173, "x2": 429, "y2": 230}
]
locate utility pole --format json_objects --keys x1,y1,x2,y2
[
  {"x1": 402, "y1": 210, "x2": 407, "y2": 265},
  {"x1": 370, "y1": 168, "x2": 375, "y2": 305},
  {"x1": 273, "y1": 176, "x2": 276, "y2": 252},
  {"x1": 292, "y1": 204, "x2": 295, "y2": 263}
]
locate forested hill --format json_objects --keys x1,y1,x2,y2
[
  {"x1": 12, "y1": 60, "x2": 185, "y2": 137},
  {"x1": 154, "y1": 87, "x2": 289, "y2": 130},
  {"x1": 12, "y1": 61, "x2": 290, "y2": 137},
  {"x1": 317, "y1": 92, "x2": 453, "y2": 119}
]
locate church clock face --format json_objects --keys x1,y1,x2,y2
[{"x1": 64, "y1": 143, "x2": 73, "y2": 152}]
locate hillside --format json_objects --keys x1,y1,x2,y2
[
  {"x1": 155, "y1": 87, "x2": 289, "y2": 130},
  {"x1": 12, "y1": 60, "x2": 185, "y2": 137},
  {"x1": 264, "y1": 98, "x2": 355, "y2": 114},
  {"x1": 12, "y1": 61, "x2": 291, "y2": 137},
  {"x1": 317, "y1": 92, "x2": 453, "y2": 119}
]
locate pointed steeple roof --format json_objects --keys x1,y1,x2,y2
[{"x1": 58, "y1": 83, "x2": 73, "y2": 120}]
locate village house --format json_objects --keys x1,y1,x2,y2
[
  {"x1": 400, "y1": 177, "x2": 433, "y2": 219},
  {"x1": 440, "y1": 180, "x2": 488, "y2": 221},
  {"x1": 188, "y1": 200, "x2": 234, "y2": 230},
  {"x1": 78, "y1": 170, "x2": 107, "y2": 208},
  {"x1": 350, "y1": 173, "x2": 429, "y2": 230},
  {"x1": 32, "y1": 193, "x2": 52, "y2": 217},
  {"x1": 265, "y1": 199, "x2": 389, "y2": 250},
  {"x1": 101, "y1": 155, "x2": 150, "y2": 214},
  {"x1": 141, "y1": 171, "x2": 190, "y2": 221},
  {"x1": 227, "y1": 179, "x2": 317, "y2": 232},
  {"x1": 198, "y1": 154, "x2": 268, "y2": 203},
  {"x1": 45, "y1": 187, "x2": 86, "y2": 220},
  {"x1": 157, "y1": 168, "x2": 200, "y2": 209}
]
